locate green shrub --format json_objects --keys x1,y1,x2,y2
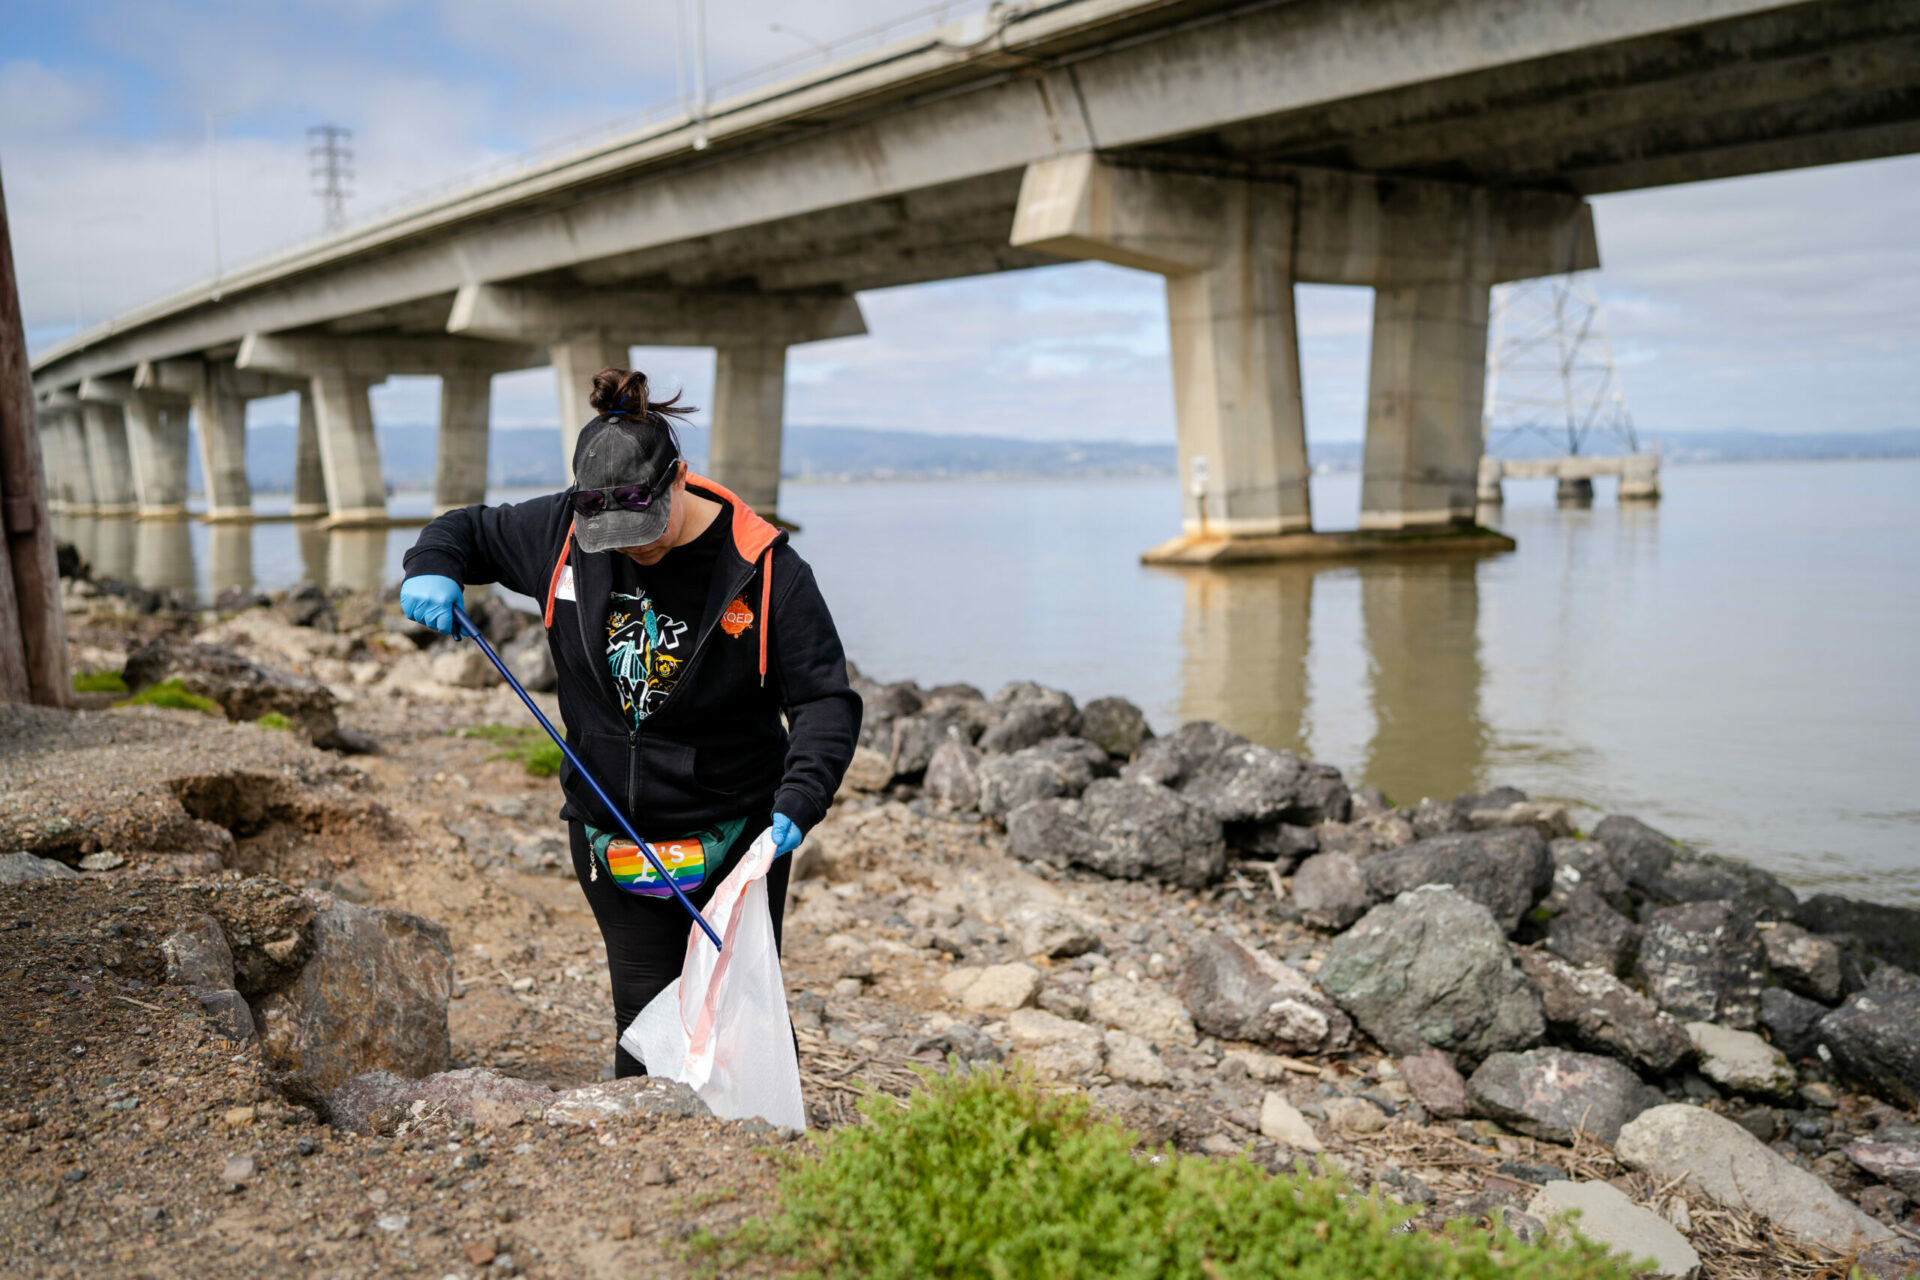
[
  {"x1": 460, "y1": 724, "x2": 564, "y2": 778},
  {"x1": 255, "y1": 712, "x2": 293, "y2": 731},
  {"x1": 114, "y1": 679, "x2": 219, "y2": 715},
  {"x1": 73, "y1": 670, "x2": 128, "y2": 694},
  {"x1": 706, "y1": 1068, "x2": 1641, "y2": 1280}
]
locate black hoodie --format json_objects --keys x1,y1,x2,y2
[{"x1": 402, "y1": 476, "x2": 861, "y2": 837}]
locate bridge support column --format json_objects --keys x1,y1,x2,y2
[
  {"x1": 124, "y1": 399, "x2": 191, "y2": 517},
  {"x1": 435, "y1": 368, "x2": 493, "y2": 514},
  {"x1": 709, "y1": 341, "x2": 787, "y2": 516},
  {"x1": 189, "y1": 369, "x2": 252, "y2": 522},
  {"x1": 45, "y1": 408, "x2": 94, "y2": 513},
  {"x1": 291, "y1": 390, "x2": 330, "y2": 518},
  {"x1": 1359, "y1": 272, "x2": 1492, "y2": 530},
  {"x1": 308, "y1": 371, "x2": 389, "y2": 526},
  {"x1": 79, "y1": 401, "x2": 137, "y2": 515},
  {"x1": 1012, "y1": 153, "x2": 1310, "y2": 543},
  {"x1": 550, "y1": 335, "x2": 630, "y2": 476}
]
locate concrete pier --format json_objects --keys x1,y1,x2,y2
[
  {"x1": 549, "y1": 335, "x2": 631, "y2": 474},
  {"x1": 434, "y1": 369, "x2": 493, "y2": 514},
  {"x1": 173, "y1": 363, "x2": 251, "y2": 522},
  {"x1": 302, "y1": 371, "x2": 387, "y2": 526},
  {"x1": 709, "y1": 341, "x2": 788, "y2": 516},
  {"x1": 127, "y1": 400, "x2": 191, "y2": 517},
  {"x1": 1359, "y1": 273, "x2": 1491, "y2": 531},
  {"x1": 79, "y1": 400, "x2": 137, "y2": 515},
  {"x1": 291, "y1": 391, "x2": 330, "y2": 519},
  {"x1": 40, "y1": 407, "x2": 93, "y2": 512},
  {"x1": 1013, "y1": 156, "x2": 1313, "y2": 540}
]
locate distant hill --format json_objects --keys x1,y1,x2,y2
[{"x1": 207, "y1": 422, "x2": 1920, "y2": 493}]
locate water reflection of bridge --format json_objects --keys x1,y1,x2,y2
[
  {"x1": 53, "y1": 516, "x2": 393, "y2": 600},
  {"x1": 1170, "y1": 558, "x2": 1491, "y2": 806}
]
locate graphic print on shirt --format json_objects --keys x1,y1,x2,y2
[{"x1": 606, "y1": 590, "x2": 689, "y2": 724}]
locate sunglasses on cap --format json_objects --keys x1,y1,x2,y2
[{"x1": 569, "y1": 483, "x2": 659, "y2": 516}]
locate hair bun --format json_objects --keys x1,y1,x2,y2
[{"x1": 589, "y1": 367, "x2": 650, "y2": 416}]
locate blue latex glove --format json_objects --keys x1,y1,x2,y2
[
  {"x1": 400, "y1": 574, "x2": 464, "y2": 637},
  {"x1": 770, "y1": 813, "x2": 804, "y2": 859}
]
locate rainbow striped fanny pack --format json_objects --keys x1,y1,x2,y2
[{"x1": 586, "y1": 817, "x2": 747, "y2": 899}]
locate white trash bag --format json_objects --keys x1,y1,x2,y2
[{"x1": 620, "y1": 829, "x2": 805, "y2": 1131}]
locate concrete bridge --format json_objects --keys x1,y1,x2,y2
[{"x1": 28, "y1": 0, "x2": 1920, "y2": 553}]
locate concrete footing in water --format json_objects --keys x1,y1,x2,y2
[{"x1": 1141, "y1": 526, "x2": 1516, "y2": 566}]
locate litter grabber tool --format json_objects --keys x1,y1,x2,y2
[{"x1": 451, "y1": 603, "x2": 723, "y2": 951}]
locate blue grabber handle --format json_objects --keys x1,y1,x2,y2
[{"x1": 452, "y1": 603, "x2": 723, "y2": 951}]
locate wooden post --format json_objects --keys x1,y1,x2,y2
[{"x1": 0, "y1": 164, "x2": 73, "y2": 707}]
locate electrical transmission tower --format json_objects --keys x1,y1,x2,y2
[
  {"x1": 307, "y1": 124, "x2": 355, "y2": 232},
  {"x1": 1482, "y1": 272, "x2": 1639, "y2": 459}
]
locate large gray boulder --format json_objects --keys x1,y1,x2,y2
[
  {"x1": 1757, "y1": 921, "x2": 1844, "y2": 1004},
  {"x1": 1170, "y1": 743, "x2": 1305, "y2": 824},
  {"x1": 1318, "y1": 885, "x2": 1544, "y2": 1066},
  {"x1": 1287, "y1": 763, "x2": 1353, "y2": 826},
  {"x1": 1543, "y1": 886, "x2": 1641, "y2": 976},
  {"x1": 1617, "y1": 1104, "x2": 1893, "y2": 1253},
  {"x1": 1796, "y1": 893, "x2": 1920, "y2": 974},
  {"x1": 1175, "y1": 931, "x2": 1350, "y2": 1054},
  {"x1": 1591, "y1": 814, "x2": 1678, "y2": 895},
  {"x1": 978, "y1": 681, "x2": 1078, "y2": 754},
  {"x1": 1760, "y1": 986, "x2": 1829, "y2": 1061},
  {"x1": 1074, "y1": 696, "x2": 1152, "y2": 759},
  {"x1": 1814, "y1": 989, "x2": 1920, "y2": 1107},
  {"x1": 1466, "y1": 1048, "x2": 1660, "y2": 1145},
  {"x1": 1007, "y1": 779, "x2": 1225, "y2": 888},
  {"x1": 1544, "y1": 838, "x2": 1633, "y2": 915},
  {"x1": 161, "y1": 914, "x2": 256, "y2": 1043},
  {"x1": 1645, "y1": 851, "x2": 1798, "y2": 919},
  {"x1": 499, "y1": 626, "x2": 557, "y2": 693},
  {"x1": 0, "y1": 851, "x2": 79, "y2": 883},
  {"x1": 1286, "y1": 850, "x2": 1371, "y2": 931},
  {"x1": 1121, "y1": 720, "x2": 1245, "y2": 788},
  {"x1": 1514, "y1": 946, "x2": 1693, "y2": 1076},
  {"x1": 327, "y1": 1067, "x2": 556, "y2": 1134},
  {"x1": 888, "y1": 710, "x2": 968, "y2": 778},
  {"x1": 1634, "y1": 900, "x2": 1768, "y2": 1029},
  {"x1": 1361, "y1": 827, "x2": 1552, "y2": 934},
  {"x1": 1080, "y1": 779, "x2": 1225, "y2": 888},
  {"x1": 253, "y1": 892, "x2": 454, "y2": 1094},
  {"x1": 976, "y1": 737, "x2": 1107, "y2": 820},
  {"x1": 923, "y1": 736, "x2": 982, "y2": 812}
]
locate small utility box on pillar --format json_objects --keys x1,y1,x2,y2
[{"x1": 1013, "y1": 152, "x2": 1596, "y2": 563}]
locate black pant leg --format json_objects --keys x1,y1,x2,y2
[{"x1": 569, "y1": 814, "x2": 780, "y2": 1078}]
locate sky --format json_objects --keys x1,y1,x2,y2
[{"x1": 4, "y1": 0, "x2": 1918, "y2": 447}]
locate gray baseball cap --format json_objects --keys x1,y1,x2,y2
[{"x1": 570, "y1": 416, "x2": 679, "y2": 553}]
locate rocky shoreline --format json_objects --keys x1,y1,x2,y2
[{"x1": 1, "y1": 569, "x2": 1916, "y2": 1278}]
